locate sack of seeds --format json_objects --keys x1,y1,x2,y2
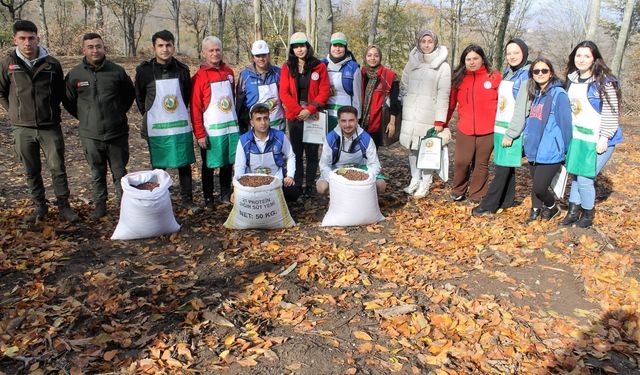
[
  {"x1": 224, "y1": 174, "x2": 295, "y2": 229},
  {"x1": 321, "y1": 167, "x2": 384, "y2": 227},
  {"x1": 111, "y1": 169, "x2": 180, "y2": 240}
]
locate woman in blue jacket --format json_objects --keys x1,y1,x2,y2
[{"x1": 523, "y1": 58, "x2": 572, "y2": 223}]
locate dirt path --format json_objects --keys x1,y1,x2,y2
[{"x1": 0, "y1": 57, "x2": 638, "y2": 374}]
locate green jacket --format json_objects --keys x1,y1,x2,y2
[
  {"x1": 64, "y1": 57, "x2": 135, "y2": 141},
  {"x1": 0, "y1": 48, "x2": 65, "y2": 128}
]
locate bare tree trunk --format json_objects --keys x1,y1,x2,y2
[
  {"x1": 287, "y1": 0, "x2": 295, "y2": 42},
  {"x1": 450, "y1": 0, "x2": 462, "y2": 66},
  {"x1": 95, "y1": 0, "x2": 104, "y2": 30},
  {"x1": 493, "y1": 0, "x2": 512, "y2": 69},
  {"x1": 166, "y1": 0, "x2": 182, "y2": 52},
  {"x1": 208, "y1": 0, "x2": 214, "y2": 35},
  {"x1": 306, "y1": 0, "x2": 316, "y2": 48},
  {"x1": 611, "y1": 0, "x2": 635, "y2": 77},
  {"x1": 585, "y1": 0, "x2": 600, "y2": 40},
  {"x1": 315, "y1": 0, "x2": 332, "y2": 56},
  {"x1": 38, "y1": 0, "x2": 49, "y2": 48},
  {"x1": 367, "y1": 0, "x2": 380, "y2": 45},
  {"x1": 254, "y1": 0, "x2": 262, "y2": 40},
  {"x1": 216, "y1": 0, "x2": 225, "y2": 38}
]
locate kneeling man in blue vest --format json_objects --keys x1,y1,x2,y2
[
  {"x1": 234, "y1": 103, "x2": 302, "y2": 202},
  {"x1": 317, "y1": 106, "x2": 387, "y2": 195}
]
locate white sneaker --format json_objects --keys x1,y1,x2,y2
[
  {"x1": 413, "y1": 181, "x2": 431, "y2": 198},
  {"x1": 403, "y1": 178, "x2": 420, "y2": 194}
]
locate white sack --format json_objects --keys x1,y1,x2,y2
[
  {"x1": 111, "y1": 169, "x2": 181, "y2": 240},
  {"x1": 224, "y1": 175, "x2": 295, "y2": 229},
  {"x1": 321, "y1": 168, "x2": 385, "y2": 227}
]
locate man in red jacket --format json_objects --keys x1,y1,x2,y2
[{"x1": 190, "y1": 36, "x2": 239, "y2": 206}]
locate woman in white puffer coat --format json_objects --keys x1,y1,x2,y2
[{"x1": 400, "y1": 30, "x2": 452, "y2": 198}]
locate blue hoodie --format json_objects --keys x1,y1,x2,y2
[{"x1": 523, "y1": 80, "x2": 573, "y2": 164}]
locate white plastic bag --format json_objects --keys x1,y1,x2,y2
[
  {"x1": 111, "y1": 169, "x2": 181, "y2": 240},
  {"x1": 224, "y1": 175, "x2": 295, "y2": 229},
  {"x1": 321, "y1": 168, "x2": 385, "y2": 227}
]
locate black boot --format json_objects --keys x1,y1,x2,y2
[
  {"x1": 560, "y1": 203, "x2": 582, "y2": 226},
  {"x1": 57, "y1": 199, "x2": 80, "y2": 223},
  {"x1": 526, "y1": 208, "x2": 541, "y2": 223},
  {"x1": 577, "y1": 208, "x2": 594, "y2": 228},
  {"x1": 89, "y1": 200, "x2": 108, "y2": 219},
  {"x1": 471, "y1": 205, "x2": 496, "y2": 217},
  {"x1": 541, "y1": 203, "x2": 560, "y2": 220},
  {"x1": 25, "y1": 201, "x2": 48, "y2": 223}
]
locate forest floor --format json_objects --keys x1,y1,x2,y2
[{"x1": 0, "y1": 57, "x2": 639, "y2": 374}]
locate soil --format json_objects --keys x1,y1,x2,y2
[{"x1": 0, "y1": 57, "x2": 638, "y2": 374}]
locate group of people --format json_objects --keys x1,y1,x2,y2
[
  {"x1": 0, "y1": 20, "x2": 622, "y2": 229},
  {"x1": 397, "y1": 30, "x2": 621, "y2": 228}
]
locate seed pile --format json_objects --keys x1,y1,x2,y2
[
  {"x1": 239, "y1": 175, "x2": 275, "y2": 187},
  {"x1": 134, "y1": 182, "x2": 160, "y2": 191},
  {"x1": 337, "y1": 169, "x2": 369, "y2": 181}
]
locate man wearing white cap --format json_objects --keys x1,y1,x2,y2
[
  {"x1": 236, "y1": 40, "x2": 284, "y2": 134},
  {"x1": 323, "y1": 32, "x2": 362, "y2": 132}
]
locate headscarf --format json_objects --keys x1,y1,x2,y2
[
  {"x1": 505, "y1": 38, "x2": 529, "y2": 72},
  {"x1": 361, "y1": 45, "x2": 382, "y2": 130},
  {"x1": 417, "y1": 30, "x2": 439, "y2": 53}
]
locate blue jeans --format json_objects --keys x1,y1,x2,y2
[{"x1": 568, "y1": 146, "x2": 615, "y2": 210}]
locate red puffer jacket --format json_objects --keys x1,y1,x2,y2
[
  {"x1": 446, "y1": 65, "x2": 502, "y2": 136},
  {"x1": 190, "y1": 62, "x2": 235, "y2": 140},
  {"x1": 279, "y1": 61, "x2": 330, "y2": 121}
]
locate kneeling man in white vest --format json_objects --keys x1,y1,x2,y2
[
  {"x1": 234, "y1": 103, "x2": 302, "y2": 202},
  {"x1": 317, "y1": 105, "x2": 386, "y2": 195}
]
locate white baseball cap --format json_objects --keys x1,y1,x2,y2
[{"x1": 251, "y1": 40, "x2": 270, "y2": 55}]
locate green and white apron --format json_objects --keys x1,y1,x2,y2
[
  {"x1": 493, "y1": 80, "x2": 522, "y2": 167},
  {"x1": 566, "y1": 83, "x2": 599, "y2": 177},
  {"x1": 146, "y1": 78, "x2": 196, "y2": 168},
  {"x1": 327, "y1": 70, "x2": 352, "y2": 132},
  {"x1": 203, "y1": 80, "x2": 240, "y2": 168},
  {"x1": 257, "y1": 83, "x2": 285, "y2": 131}
]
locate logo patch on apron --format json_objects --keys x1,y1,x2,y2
[
  {"x1": 570, "y1": 98, "x2": 582, "y2": 115},
  {"x1": 265, "y1": 98, "x2": 278, "y2": 113},
  {"x1": 255, "y1": 167, "x2": 272, "y2": 175},
  {"x1": 498, "y1": 95, "x2": 507, "y2": 112},
  {"x1": 217, "y1": 96, "x2": 232, "y2": 113},
  {"x1": 162, "y1": 95, "x2": 179, "y2": 113}
]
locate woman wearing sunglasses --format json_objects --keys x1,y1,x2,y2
[
  {"x1": 472, "y1": 38, "x2": 531, "y2": 216},
  {"x1": 562, "y1": 41, "x2": 623, "y2": 228},
  {"x1": 522, "y1": 58, "x2": 572, "y2": 223}
]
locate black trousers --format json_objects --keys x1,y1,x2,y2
[
  {"x1": 528, "y1": 163, "x2": 560, "y2": 209},
  {"x1": 200, "y1": 148, "x2": 233, "y2": 199},
  {"x1": 479, "y1": 165, "x2": 516, "y2": 211},
  {"x1": 282, "y1": 185, "x2": 302, "y2": 202},
  {"x1": 287, "y1": 120, "x2": 319, "y2": 188}
]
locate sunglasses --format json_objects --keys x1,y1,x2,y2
[{"x1": 533, "y1": 68, "x2": 550, "y2": 75}]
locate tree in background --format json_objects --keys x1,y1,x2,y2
[
  {"x1": 585, "y1": 0, "x2": 601, "y2": 40},
  {"x1": 37, "y1": 0, "x2": 49, "y2": 47},
  {"x1": 182, "y1": 0, "x2": 208, "y2": 56},
  {"x1": 167, "y1": 0, "x2": 181, "y2": 52},
  {"x1": 106, "y1": 0, "x2": 152, "y2": 56},
  {"x1": 0, "y1": 0, "x2": 32, "y2": 20}
]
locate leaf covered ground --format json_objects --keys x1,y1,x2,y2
[{"x1": 1, "y1": 57, "x2": 639, "y2": 374}]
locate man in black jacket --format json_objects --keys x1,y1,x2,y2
[
  {"x1": 64, "y1": 33, "x2": 135, "y2": 219},
  {"x1": 134, "y1": 30, "x2": 201, "y2": 213},
  {"x1": 0, "y1": 20, "x2": 79, "y2": 223}
]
